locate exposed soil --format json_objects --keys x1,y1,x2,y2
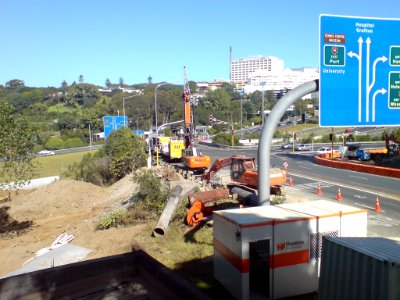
[{"x1": 0, "y1": 174, "x2": 151, "y2": 277}]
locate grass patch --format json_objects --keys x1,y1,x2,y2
[
  {"x1": 33, "y1": 150, "x2": 98, "y2": 178},
  {"x1": 276, "y1": 124, "x2": 318, "y2": 133}
]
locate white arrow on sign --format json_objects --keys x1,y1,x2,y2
[
  {"x1": 348, "y1": 36, "x2": 363, "y2": 122},
  {"x1": 365, "y1": 37, "x2": 372, "y2": 122},
  {"x1": 372, "y1": 88, "x2": 387, "y2": 122}
]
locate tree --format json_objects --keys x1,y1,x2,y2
[
  {"x1": 105, "y1": 78, "x2": 112, "y2": 88},
  {"x1": 0, "y1": 101, "x2": 36, "y2": 190},
  {"x1": 5, "y1": 79, "x2": 25, "y2": 89},
  {"x1": 45, "y1": 137, "x2": 64, "y2": 150},
  {"x1": 79, "y1": 75, "x2": 84, "y2": 83},
  {"x1": 104, "y1": 128, "x2": 146, "y2": 182},
  {"x1": 207, "y1": 89, "x2": 231, "y2": 111},
  {"x1": 147, "y1": 76, "x2": 153, "y2": 85},
  {"x1": 61, "y1": 80, "x2": 68, "y2": 89},
  {"x1": 119, "y1": 77, "x2": 124, "y2": 87}
]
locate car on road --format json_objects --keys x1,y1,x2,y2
[
  {"x1": 38, "y1": 150, "x2": 55, "y2": 156},
  {"x1": 281, "y1": 142, "x2": 294, "y2": 150},
  {"x1": 295, "y1": 144, "x2": 312, "y2": 151},
  {"x1": 315, "y1": 147, "x2": 332, "y2": 154}
]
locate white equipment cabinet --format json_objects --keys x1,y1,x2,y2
[{"x1": 213, "y1": 200, "x2": 367, "y2": 299}]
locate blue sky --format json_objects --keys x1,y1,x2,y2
[{"x1": 1, "y1": 0, "x2": 398, "y2": 87}]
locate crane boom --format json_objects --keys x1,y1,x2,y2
[{"x1": 183, "y1": 66, "x2": 194, "y2": 149}]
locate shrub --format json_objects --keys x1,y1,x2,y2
[
  {"x1": 65, "y1": 153, "x2": 112, "y2": 186},
  {"x1": 64, "y1": 137, "x2": 85, "y2": 148},
  {"x1": 128, "y1": 169, "x2": 171, "y2": 218},
  {"x1": 65, "y1": 128, "x2": 146, "y2": 186},
  {"x1": 96, "y1": 208, "x2": 127, "y2": 230},
  {"x1": 104, "y1": 128, "x2": 146, "y2": 182},
  {"x1": 45, "y1": 137, "x2": 64, "y2": 150},
  {"x1": 212, "y1": 133, "x2": 239, "y2": 146}
]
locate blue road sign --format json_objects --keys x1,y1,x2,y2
[
  {"x1": 319, "y1": 15, "x2": 400, "y2": 127},
  {"x1": 103, "y1": 116, "x2": 128, "y2": 138}
]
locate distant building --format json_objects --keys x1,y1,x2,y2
[
  {"x1": 97, "y1": 86, "x2": 143, "y2": 94},
  {"x1": 229, "y1": 54, "x2": 319, "y2": 100},
  {"x1": 230, "y1": 55, "x2": 284, "y2": 83},
  {"x1": 247, "y1": 67, "x2": 319, "y2": 91},
  {"x1": 98, "y1": 88, "x2": 112, "y2": 93},
  {"x1": 118, "y1": 86, "x2": 143, "y2": 94}
]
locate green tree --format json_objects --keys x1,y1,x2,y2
[
  {"x1": 45, "y1": 137, "x2": 64, "y2": 149},
  {"x1": 105, "y1": 78, "x2": 112, "y2": 88},
  {"x1": 0, "y1": 101, "x2": 36, "y2": 190},
  {"x1": 212, "y1": 132, "x2": 239, "y2": 145},
  {"x1": 207, "y1": 89, "x2": 231, "y2": 111},
  {"x1": 5, "y1": 79, "x2": 25, "y2": 89},
  {"x1": 79, "y1": 75, "x2": 84, "y2": 83},
  {"x1": 64, "y1": 137, "x2": 85, "y2": 148},
  {"x1": 104, "y1": 128, "x2": 146, "y2": 182}
]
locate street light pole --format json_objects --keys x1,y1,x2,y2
[
  {"x1": 123, "y1": 94, "x2": 140, "y2": 127},
  {"x1": 240, "y1": 92, "x2": 243, "y2": 140},
  {"x1": 261, "y1": 82, "x2": 266, "y2": 126},
  {"x1": 154, "y1": 82, "x2": 168, "y2": 135}
]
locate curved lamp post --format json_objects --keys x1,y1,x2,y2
[
  {"x1": 123, "y1": 94, "x2": 141, "y2": 127},
  {"x1": 154, "y1": 82, "x2": 169, "y2": 135}
]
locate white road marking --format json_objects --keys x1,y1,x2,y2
[
  {"x1": 290, "y1": 173, "x2": 400, "y2": 201},
  {"x1": 354, "y1": 195, "x2": 367, "y2": 199},
  {"x1": 292, "y1": 182, "x2": 333, "y2": 191},
  {"x1": 299, "y1": 166, "x2": 312, "y2": 170},
  {"x1": 354, "y1": 202, "x2": 384, "y2": 212},
  {"x1": 348, "y1": 175, "x2": 368, "y2": 180}
]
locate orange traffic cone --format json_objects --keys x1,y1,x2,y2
[
  {"x1": 336, "y1": 188, "x2": 342, "y2": 201},
  {"x1": 289, "y1": 177, "x2": 293, "y2": 187},
  {"x1": 375, "y1": 197, "x2": 382, "y2": 213},
  {"x1": 317, "y1": 183, "x2": 323, "y2": 195}
]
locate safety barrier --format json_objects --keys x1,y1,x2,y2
[{"x1": 314, "y1": 155, "x2": 400, "y2": 178}]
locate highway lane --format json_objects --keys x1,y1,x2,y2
[
  {"x1": 198, "y1": 145, "x2": 400, "y2": 199},
  {"x1": 197, "y1": 144, "x2": 400, "y2": 238}
]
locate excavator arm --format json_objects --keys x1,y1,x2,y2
[{"x1": 202, "y1": 157, "x2": 234, "y2": 182}]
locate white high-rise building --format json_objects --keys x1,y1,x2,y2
[
  {"x1": 247, "y1": 67, "x2": 319, "y2": 90},
  {"x1": 230, "y1": 55, "x2": 284, "y2": 83}
]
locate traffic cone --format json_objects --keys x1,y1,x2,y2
[
  {"x1": 317, "y1": 183, "x2": 323, "y2": 195},
  {"x1": 289, "y1": 177, "x2": 293, "y2": 187},
  {"x1": 375, "y1": 197, "x2": 382, "y2": 213},
  {"x1": 336, "y1": 188, "x2": 342, "y2": 201}
]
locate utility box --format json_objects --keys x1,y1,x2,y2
[
  {"x1": 213, "y1": 200, "x2": 367, "y2": 300},
  {"x1": 318, "y1": 237, "x2": 400, "y2": 300}
]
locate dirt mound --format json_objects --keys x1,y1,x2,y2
[{"x1": 0, "y1": 175, "x2": 141, "y2": 277}]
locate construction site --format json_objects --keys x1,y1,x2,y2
[{"x1": 1, "y1": 73, "x2": 400, "y2": 299}]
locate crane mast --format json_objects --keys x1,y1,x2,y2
[{"x1": 183, "y1": 66, "x2": 194, "y2": 149}]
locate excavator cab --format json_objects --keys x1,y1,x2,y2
[{"x1": 230, "y1": 157, "x2": 256, "y2": 181}]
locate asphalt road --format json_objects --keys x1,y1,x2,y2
[{"x1": 197, "y1": 144, "x2": 400, "y2": 239}]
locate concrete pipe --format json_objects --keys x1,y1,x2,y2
[
  {"x1": 153, "y1": 185, "x2": 183, "y2": 237},
  {"x1": 188, "y1": 188, "x2": 230, "y2": 206}
]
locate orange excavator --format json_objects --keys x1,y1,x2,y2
[
  {"x1": 203, "y1": 155, "x2": 286, "y2": 196},
  {"x1": 186, "y1": 155, "x2": 287, "y2": 226}
]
